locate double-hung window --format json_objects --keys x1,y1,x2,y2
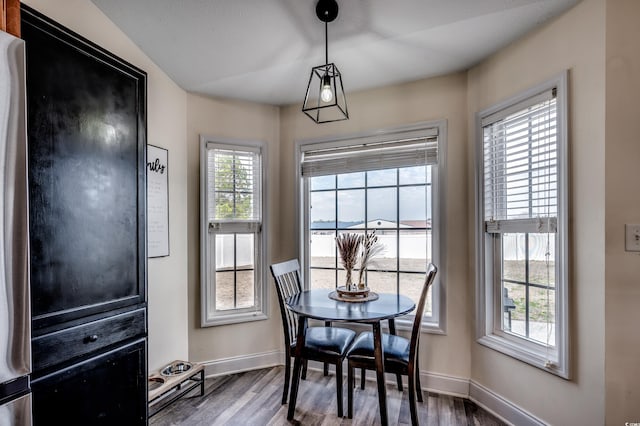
[
  {"x1": 475, "y1": 72, "x2": 569, "y2": 378},
  {"x1": 298, "y1": 122, "x2": 446, "y2": 331},
  {"x1": 200, "y1": 137, "x2": 267, "y2": 326}
]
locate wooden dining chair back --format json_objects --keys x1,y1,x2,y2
[
  {"x1": 270, "y1": 259, "x2": 356, "y2": 416},
  {"x1": 408, "y1": 263, "x2": 438, "y2": 376},
  {"x1": 347, "y1": 263, "x2": 438, "y2": 425},
  {"x1": 271, "y1": 259, "x2": 302, "y2": 360}
]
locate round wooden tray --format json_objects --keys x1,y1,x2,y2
[
  {"x1": 336, "y1": 285, "x2": 370, "y2": 297},
  {"x1": 329, "y1": 288, "x2": 379, "y2": 303}
]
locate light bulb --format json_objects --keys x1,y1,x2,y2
[{"x1": 320, "y1": 75, "x2": 333, "y2": 102}]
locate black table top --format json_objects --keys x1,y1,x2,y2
[{"x1": 286, "y1": 289, "x2": 415, "y2": 323}]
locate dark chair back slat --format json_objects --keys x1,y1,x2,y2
[
  {"x1": 270, "y1": 259, "x2": 303, "y2": 349},
  {"x1": 408, "y1": 263, "x2": 438, "y2": 365}
]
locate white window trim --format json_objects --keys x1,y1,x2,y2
[
  {"x1": 475, "y1": 72, "x2": 570, "y2": 379},
  {"x1": 295, "y1": 120, "x2": 447, "y2": 334},
  {"x1": 200, "y1": 136, "x2": 269, "y2": 327}
]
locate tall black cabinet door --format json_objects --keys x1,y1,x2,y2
[
  {"x1": 31, "y1": 339, "x2": 147, "y2": 426},
  {"x1": 21, "y1": 6, "x2": 147, "y2": 332},
  {"x1": 22, "y1": 5, "x2": 149, "y2": 424}
]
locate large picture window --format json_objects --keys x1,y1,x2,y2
[
  {"x1": 200, "y1": 138, "x2": 267, "y2": 326},
  {"x1": 475, "y1": 72, "x2": 569, "y2": 378},
  {"x1": 298, "y1": 122, "x2": 446, "y2": 331}
]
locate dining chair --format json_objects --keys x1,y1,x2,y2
[
  {"x1": 270, "y1": 259, "x2": 356, "y2": 417},
  {"x1": 346, "y1": 263, "x2": 437, "y2": 425}
]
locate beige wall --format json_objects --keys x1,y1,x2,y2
[
  {"x1": 280, "y1": 73, "x2": 472, "y2": 379},
  {"x1": 467, "y1": 0, "x2": 606, "y2": 424},
  {"x1": 185, "y1": 93, "x2": 283, "y2": 363},
  {"x1": 605, "y1": 0, "x2": 640, "y2": 424},
  {"x1": 23, "y1": 0, "x2": 190, "y2": 372}
]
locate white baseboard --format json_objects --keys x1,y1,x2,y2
[
  {"x1": 305, "y1": 360, "x2": 469, "y2": 398},
  {"x1": 202, "y1": 350, "x2": 283, "y2": 377},
  {"x1": 420, "y1": 370, "x2": 469, "y2": 398},
  {"x1": 469, "y1": 380, "x2": 546, "y2": 426},
  {"x1": 201, "y1": 351, "x2": 545, "y2": 426}
]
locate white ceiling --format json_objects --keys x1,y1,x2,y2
[{"x1": 90, "y1": 0, "x2": 580, "y2": 106}]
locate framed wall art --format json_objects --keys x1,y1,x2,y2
[{"x1": 147, "y1": 144, "x2": 169, "y2": 257}]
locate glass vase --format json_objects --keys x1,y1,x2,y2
[{"x1": 345, "y1": 268, "x2": 353, "y2": 290}]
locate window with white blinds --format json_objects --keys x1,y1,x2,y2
[
  {"x1": 482, "y1": 89, "x2": 557, "y2": 233},
  {"x1": 302, "y1": 137, "x2": 438, "y2": 176},
  {"x1": 201, "y1": 139, "x2": 267, "y2": 326},
  {"x1": 475, "y1": 72, "x2": 569, "y2": 379},
  {"x1": 207, "y1": 144, "x2": 262, "y2": 233},
  {"x1": 301, "y1": 134, "x2": 438, "y2": 177},
  {"x1": 298, "y1": 121, "x2": 447, "y2": 332}
]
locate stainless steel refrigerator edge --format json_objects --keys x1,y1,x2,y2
[{"x1": 0, "y1": 29, "x2": 32, "y2": 426}]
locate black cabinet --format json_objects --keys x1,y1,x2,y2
[
  {"x1": 21, "y1": 5, "x2": 148, "y2": 424},
  {"x1": 31, "y1": 339, "x2": 147, "y2": 426},
  {"x1": 22, "y1": 4, "x2": 147, "y2": 333}
]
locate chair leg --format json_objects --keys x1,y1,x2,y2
[
  {"x1": 396, "y1": 372, "x2": 403, "y2": 391},
  {"x1": 336, "y1": 361, "x2": 344, "y2": 417},
  {"x1": 323, "y1": 321, "x2": 331, "y2": 377},
  {"x1": 302, "y1": 359, "x2": 308, "y2": 380},
  {"x1": 360, "y1": 368, "x2": 366, "y2": 390},
  {"x1": 415, "y1": 356, "x2": 423, "y2": 403},
  {"x1": 347, "y1": 365, "x2": 354, "y2": 419},
  {"x1": 282, "y1": 356, "x2": 291, "y2": 404},
  {"x1": 408, "y1": 365, "x2": 419, "y2": 426}
]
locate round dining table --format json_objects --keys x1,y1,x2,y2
[{"x1": 286, "y1": 288, "x2": 416, "y2": 426}]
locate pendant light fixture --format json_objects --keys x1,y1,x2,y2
[{"x1": 302, "y1": 0, "x2": 349, "y2": 123}]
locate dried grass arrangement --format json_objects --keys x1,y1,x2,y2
[
  {"x1": 335, "y1": 233, "x2": 362, "y2": 288},
  {"x1": 357, "y1": 231, "x2": 384, "y2": 289},
  {"x1": 336, "y1": 231, "x2": 384, "y2": 290}
]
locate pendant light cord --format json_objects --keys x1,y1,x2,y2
[{"x1": 325, "y1": 21, "x2": 329, "y2": 65}]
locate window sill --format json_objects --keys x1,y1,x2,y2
[
  {"x1": 201, "y1": 311, "x2": 268, "y2": 327},
  {"x1": 477, "y1": 334, "x2": 568, "y2": 379}
]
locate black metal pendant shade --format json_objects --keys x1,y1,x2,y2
[{"x1": 302, "y1": 0, "x2": 349, "y2": 123}]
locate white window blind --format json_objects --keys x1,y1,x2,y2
[
  {"x1": 483, "y1": 88, "x2": 557, "y2": 234},
  {"x1": 301, "y1": 130, "x2": 438, "y2": 177},
  {"x1": 207, "y1": 143, "x2": 261, "y2": 229}
]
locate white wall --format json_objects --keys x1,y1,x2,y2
[
  {"x1": 23, "y1": 0, "x2": 190, "y2": 372},
  {"x1": 467, "y1": 0, "x2": 606, "y2": 424},
  {"x1": 604, "y1": 0, "x2": 640, "y2": 423}
]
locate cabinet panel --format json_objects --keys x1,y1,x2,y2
[
  {"x1": 32, "y1": 308, "x2": 146, "y2": 372},
  {"x1": 31, "y1": 339, "x2": 147, "y2": 426},
  {"x1": 21, "y1": 5, "x2": 147, "y2": 331}
]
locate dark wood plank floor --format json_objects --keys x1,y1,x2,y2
[{"x1": 149, "y1": 366, "x2": 506, "y2": 426}]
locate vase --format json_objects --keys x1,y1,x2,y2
[
  {"x1": 357, "y1": 279, "x2": 366, "y2": 291},
  {"x1": 345, "y1": 268, "x2": 353, "y2": 289},
  {"x1": 357, "y1": 269, "x2": 366, "y2": 290}
]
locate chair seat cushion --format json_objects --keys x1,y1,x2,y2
[
  {"x1": 295, "y1": 326, "x2": 356, "y2": 357},
  {"x1": 347, "y1": 331, "x2": 410, "y2": 364}
]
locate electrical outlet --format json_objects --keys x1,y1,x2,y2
[{"x1": 625, "y1": 224, "x2": 640, "y2": 252}]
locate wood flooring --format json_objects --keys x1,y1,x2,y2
[{"x1": 149, "y1": 366, "x2": 506, "y2": 426}]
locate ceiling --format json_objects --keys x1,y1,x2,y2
[{"x1": 90, "y1": 0, "x2": 580, "y2": 106}]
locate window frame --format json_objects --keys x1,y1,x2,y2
[
  {"x1": 295, "y1": 121, "x2": 447, "y2": 333},
  {"x1": 200, "y1": 136, "x2": 269, "y2": 327},
  {"x1": 475, "y1": 72, "x2": 569, "y2": 378}
]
